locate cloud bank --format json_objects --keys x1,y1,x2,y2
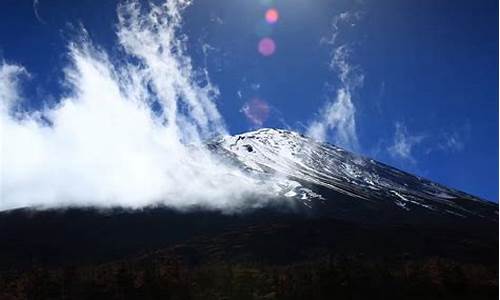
[{"x1": 0, "y1": 0, "x2": 279, "y2": 212}]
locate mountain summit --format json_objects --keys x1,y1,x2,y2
[{"x1": 209, "y1": 128, "x2": 497, "y2": 223}]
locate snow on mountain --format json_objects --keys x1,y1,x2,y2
[{"x1": 209, "y1": 128, "x2": 497, "y2": 219}]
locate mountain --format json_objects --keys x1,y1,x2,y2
[
  {"x1": 210, "y1": 128, "x2": 497, "y2": 223},
  {"x1": 0, "y1": 128, "x2": 497, "y2": 300}
]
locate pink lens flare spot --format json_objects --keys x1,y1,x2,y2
[
  {"x1": 242, "y1": 98, "x2": 270, "y2": 127},
  {"x1": 258, "y1": 38, "x2": 276, "y2": 56},
  {"x1": 265, "y1": 8, "x2": 279, "y2": 24}
]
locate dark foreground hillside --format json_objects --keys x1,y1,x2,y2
[{"x1": 0, "y1": 207, "x2": 497, "y2": 300}]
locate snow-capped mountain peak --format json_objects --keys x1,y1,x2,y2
[{"x1": 209, "y1": 128, "x2": 497, "y2": 221}]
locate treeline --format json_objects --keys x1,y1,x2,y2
[{"x1": 0, "y1": 255, "x2": 497, "y2": 300}]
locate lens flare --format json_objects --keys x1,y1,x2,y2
[
  {"x1": 265, "y1": 8, "x2": 279, "y2": 24},
  {"x1": 258, "y1": 38, "x2": 276, "y2": 56},
  {"x1": 242, "y1": 98, "x2": 270, "y2": 126}
]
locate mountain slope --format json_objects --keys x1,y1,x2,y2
[
  {"x1": 0, "y1": 128, "x2": 497, "y2": 300},
  {"x1": 209, "y1": 128, "x2": 497, "y2": 223}
]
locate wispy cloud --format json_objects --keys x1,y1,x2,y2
[
  {"x1": 0, "y1": 62, "x2": 27, "y2": 111},
  {"x1": 388, "y1": 122, "x2": 425, "y2": 164},
  {"x1": 307, "y1": 11, "x2": 363, "y2": 151},
  {"x1": 307, "y1": 87, "x2": 359, "y2": 150},
  {"x1": 435, "y1": 133, "x2": 464, "y2": 153},
  {"x1": 437, "y1": 127, "x2": 469, "y2": 153},
  {"x1": 387, "y1": 121, "x2": 469, "y2": 167},
  {"x1": 33, "y1": 0, "x2": 46, "y2": 24}
]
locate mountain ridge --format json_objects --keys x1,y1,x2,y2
[{"x1": 207, "y1": 128, "x2": 497, "y2": 223}]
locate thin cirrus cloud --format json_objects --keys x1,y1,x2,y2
[
  {"x1": 307, "y1": 11, "x2": 363, "y2": 152},
  {"x1": 32, "y1": 0, "x2": 46, "y2": 24},
  {"x1": 387, "y1": 122, "x2": 425, "y2": 164},
  {"x1": 387, "y1": 122, "x2": 468, "y2": 166},
  {"x1": 0, "y1": 0, "x2": 285, "y2": 212}
]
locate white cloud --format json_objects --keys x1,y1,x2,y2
[
  {"x1": 331, "y1": 45, "x2": 364, "y2": 91},
  {"x1": 307, "y1": 88, "x2": 358, "y2": 150},
  {"x1": 387, "y1": 123, "x2": 468, "y2": 167},
  {"x1": 0, "y1": 0, "x2": 281, "y2": 212},
  {"x1": 306, "y1": 12, "x2": 363, "y2": 151},
  {"x1": 388, "y1": 122, "x2": 425, "y2": 164},
  {"x1": 0, "y1": 63, "x2": 27, "y2": 112}
]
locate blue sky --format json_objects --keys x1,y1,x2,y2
[{"x1": 0, "y1": 0, "x2": 498, "y2": 201}]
